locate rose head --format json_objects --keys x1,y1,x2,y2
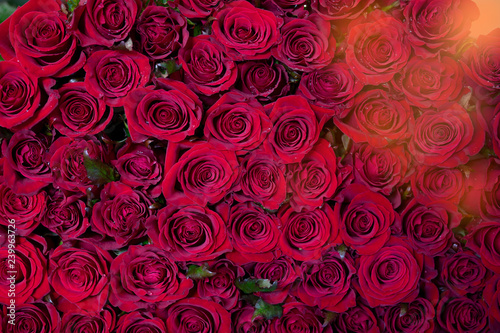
[
  {"x1": 311, "y1": 0, "x2": 374, "y2": 20},
  {"x1": 411, "y1": 166, "x2": 465, "y2": 204},
  {"x1": 7, "y1": 302, "x2": 60, "y2": 333},
  {"x1": 61, "y1": 308, "x2": 116, "y2": 333},
  {"x1": 439, "y1": 250, "x2": 489, "y2": 296},
  {"x1": 269, "y1": 302, "x2": 328, "y2": 333},
  {"x1": 466, "y1": 221, "x2": 500, "y2": 274},
  {"x1": 383, "y1": 298, "x2": 435, "y2": 333},
  {"x1": 115, "y1": 311, "x2": 166, "y2": 333},
  {"x1": 335, "y1": 305, "x2": 378, "y2": 333},
  {"x1": 175, "y1": 0, "x2": 224, "y2": 19},
  {"x1": 437, "y1": 294, "x2": 487, "y2": 333}
]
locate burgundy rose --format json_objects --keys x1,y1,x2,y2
[
  {"x1": 163, "y1": 298, "x2": 231, "y2": 333},
  {"x1": 287, "y1": 138, "x2": 337, "y2": 211},
  {"x1": 484, "y1": 276, "x2": 500, "y2": 331},
  {"x1": 295, "y1": 250, "x2": 356, "y2": 312},
  {"x1": 279, "y1": 204, "x2": 340, "y2": 261},
  {"x1": 235, "y1": 60, "x2": 290, "y2": 102},
  {"x1": 477, "y1": 102, "x2": 500, "y2": 157},
  {"x1": 232, "y1": 305, "x2": 269, "y2": 333},
  {"x1": 404, "y1": 0, "x2": 479, "y2": 56},
  {"x1": 356, "y1": 237, "x2": 422, "y2": 307},
  {"x1": 273, "y1": 15, "x2": 335, "y2": 72},
  {"x1": 2, "y1": 130, "x2": 52, "y2": 195},
  {"x1": 84, "y1": 49, "x2": 151, "y2": 107},
  {"x1": 398, "y1": 198, "x2": 461, "y2": 256},
  {"x1": 269, "y1": 303, "x2": 330, "y2": 333},
  {"x1": 411, "y1": 166, "x2": 465, "y2": 204},
  {"x1": 110, "y1": 245, "x2": 193, "y2": 312},
  {"x1": 439, "y1": 250, "x2": 489, "y2": 296},
  {"x1": 148, "y1": 205, "x2": 232, "y2": 262},
  {"x1": 49, "y1": 240, "x2": 112, "y2": 313},
  {"x1": 0, "y1": 238, "x2": 49, "y2": 305},
  {"x1": 135, "y1": 5, "x2": 189, "y2": 60},
  {"x1": 162, "y1": 142, "x2": 239, "y2": 206},
  {"x1": 52, "y1": 82, "x2": 112, "y2": 138},
  {"x1": 260, "y1": 0, "x2": 308, "y2": 18},
  {"x1": 335, "y1": 305, "x2": 379, "y2": 333},
  {"x1": 311, "y1": 0, "x2": 374, "y2": 20},
  {"x1": 265, "y1": 96, "x2": 323, "y2": 164},
  {"x1": 345, "y1": 10, "x2": 410, "y2": 85},
  {"x1": 41, "y1": 188, "x2": 89, "y2": 240},
  {"x1": 226, "y1": 202, "x2": 281, "y2": 265},
  {"x1": 197, "y1": 259, "x2": 244, "y2": 310},
  {"x1": 204, "y1": 92, "x2": 272, "y2": 154},
  {"x1": 212, "y1": 1, "x2": 282, "y2": 61},
  {"x1": 124, "y1": 78, "x2": 202, "y2": 143},
  {"x1": 174, "y1": 0, "x2": 224, "y2": 19},
  {"x1": 72, "y1": 0, "x2": 142, "y2": 47},
  {"x1": 437, "y1": 294, "x2": 487, "y2": 333},
  {"x1": 61, "y1": 308, "x2": 116, "y2": 333},
  {"x1": 0, "y1": 61, "x2": 58, "y2": 131},
  {"x1": 116, "y1": 311, "x2": 166, "y2": 333},
  {"x1": 91, "y1": 182, "x2": 155, "y2": 250},
  {"x1": 383, "y1": 298, "x2": 435, "y2": 333},
  {"x1": 334, "y1": 89, "x2": 412, "y2": 147},
  {"x1": 4, "y1": 302, "x2": 60, "y2": 333},
  {"x1": 466, "y1": 221, "x2": 500, "y2": 274},
  {"x1": 335, "y1": 184, "x2": 398, "y2": 255},
  {"x1": 409, "y1": 104, "x2": 485, "y2": 168}
]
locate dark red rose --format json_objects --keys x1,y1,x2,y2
[
  {"x1": 91, "y1": 182, "x2": 156, "y2": 250},
  {"x1": 466, "y1": 221, "x2": 500, "y2": 274},
  {"x1": 345, "y1": 10, "x2": 410, "y2": 85},
  {"x1": 273, "y1": 15, "x2": 335, "y2": 72},
  {"x1": 439, "y1": 250, "x2": 489, "y2": 296},
  {"x1": 116, "y1": 311, "x2": 166, "y2": 333},
  {"x1": 477, "y1": 102, "x2": 500, "y2": 157},
  {"x1": 84, "y1": 49, "x2": 151, "y2": 107},
  {"x1": 41, "y1": 188, "x2": 89, "y2": 240},
  {"x1": 260, "y1": 0, "x2": 308, "y2": 18},
  {"x1": 335, "y1": 184, "x2": 398, "y2": 255},
  {"x1": 234, "y1": 150, "x2": 286, "y2": 210},
  {"x1": 162, "y1": 142, "x2": 239, "y2": 206},
  {"x1": 0, "y1": 184, "x2": 45, "y2": 236},
  {"x1": 382, "y1": 298, "x2": 435, "y2": 333},
  {"x1": 411, "y1": 166, "x2": 465, "y2": 204},
  {"x1": 0, "y1": 61, "x2": 58, "y2": 131},
  {"x1": 398, "y1": 198, "x2": 461, "y2": 256},
  {"x1": 3, "y1": 302, "x2": 60, "y2": 333},
  {"x1": 0, "y1": 0, "x2": 85, "y2": 78},
  {"x1": 125, "y1": 78, "x2": 202, "y2": 143},
  {"x1": 204, "y1": 92, "x2": 272, "y2": 154},
  {"x1": 295, "y1": 250, "x2": 356, "y2": 312},
  {"x1": 61, "y1": 307, "x2": 116, "y2": 333},
  {"x1": 334, "y1": 89, "x2": 412, "y2": 148},
  {"x1": 110, "y1": 244, "x2": 193, "y2": 312},
  {"x1": 52, "y1": 82, "x2": 112, "y2": 138},
  {"x1": 174, "y1": 0, "x2": 224, "y2": 19},
  {"x1": 226, "y1": 202, "x2": 281, "y2": 265},
  {"x1": 212, "y1": 1, "x2": 282, "y2": 61},
  {"x1": 49, "y1": 240, "x2": 112, "y2": 313},
  {"x1": 265, "y1": 96, "x2": 324, "y2": 164},
  {"x1": 235, "y1": 60, "x2": 290, "y2": 102},
  {"x1": 356, "y1": 237, "x2": 422, "y2": 307},
  {"x1": 197, "y1": 259, "x2": 244, "y2": 310},
  {"x1": 279, "y1": 204, "x2": 340, "y2": 261},
  {"x1": 404, "y1": 0, "x2": 479, "y2": 56},
  {"x1": 484, "y1": 276, "x2": 500, "y2": 331},
  {"x1": 335, "y1": 305, "x2": 379, "y2": 333},
  {"x1": 250, "y1": 256, "x2": 300, "y2": 304},
  {"x1": 392, "y1": 56, "x2": 465, "y2": 108},
  {"x1": 287, "y1": 138, "x2": 337, "y2": 211},
  {"x1": 269, "y1": 302, "x2": 331, "y2": 333},
  {"x1": 2, "y1": 130, "x2": 52, "y2": 195},
  {"x1": 111, "y1": 141, "x2": 163, "y2": 197},
  {"x1": 178, "y1": 35, "x2": 238, "y2": 95},
  {"x1": 298, "y1": 62, "x2": 362, "y2": 116},
  {"x1": 148, "y1": 205, "x2": 232, "y2": 262},
  {"x1": 163, "y1": 298, "x2": 231, "y2": 333},
  {"x1": 437, "y1": 294, "x2": 487, "y2": 333},
  {"x1": 311, "y1": 0, "x2": 374, "y2": 20},
  {"x1": 0, "y1": 238, "x2": 49, "y2": 305},
  {"x1": 231, "y1": 305, "x2": 269, "y2": 333},
  {"x1": 72, "y1": 0, "x2": 142, "y2": 47},
  {"x1": 135, "y1": 5, "x2": 188, "y2": 60}
]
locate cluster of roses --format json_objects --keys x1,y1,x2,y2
[{"x1": 0, "y1": 0, "x2": 500, "y2": 331}]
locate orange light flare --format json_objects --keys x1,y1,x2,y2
[{"x1": 470, "y1": 0, "x2": 500, "y2": 38}]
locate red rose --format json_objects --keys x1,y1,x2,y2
[
  {"x1": 273, "y1": 15, "x2": 335, "y2": 72},
  {"x1": 437, "y1": 294, "x2": 487, "y2": 333},
  {"x1": 477, "y1": 102, "x2": 500, "y2": 157},
  {"x1": 115, "y1": 311, "x2": 166, "y2": 333},
  {"x1": 135, "y1": 5, "x2": 189, "y2": 60},
  {"x1": 382, "y1": 298, "x2": 435, "y2": 333},
  {"x1": 61, "y1": 307, "x2": 116, "y2": 333},
  {"x1": 212, "y1": 1, "x2": 282, "y2": 61},
  {"x1": 4, "y1": 302, "x2": 60, "y2": 333},
  {"x1": 335, "y1": 305, "x2": 379, "y2": 333},
  {"x1": 110, "y1": 244, "x2": 193, "y2": 312},
  {"x1": 484, "y1": 276, "x2": 500, "y2": 331},
  {"x1": 269, "y1": 303, "x2": 330, "y2": 333},
  {"x1": 260, "y1": 0, "x2": 308, "y2": 18},
  {"x1": 232, "y1": 305, "x2": 269, "y2": 333},
  {"x1": 124, "y1": 78, "x2": 202, "y2": 143},
  {"x1": 174, "y1": 0, "x2": 224, "y2": 19},
  {"x1": 345, "y1": 10, "x2": 410, "y2": 85},
  {"x1": 466, "y1": 221, "x2": 500, "y2": 274},
  {"x1": 411, "y1": 166, "x2": 465, "y2": 204},
  {"x1": 84, "y1": 50, "x2": 151, "y2": 107},
  {"x1": 148, "y1": 205, "x2": 232, "y2": 262},
  {"x1": 311, "y1": 0, "x2": 374, "y2": 20},
  {"x1": 439, "y1": 250, "x2": 489, "y2": 296},
  {"x1": 178, "y1": 35, "x2": 238, "y2": 95},
  {"x1": 52, "y1": 82, "x2": 112, "y2": 138},
  {"x1": 72, "y1": 0, "x2": 142, "y2": 47}
]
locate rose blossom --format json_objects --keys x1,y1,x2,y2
[
  {"x1": 269, "y1": 303, "x2": 331, "y2": 333},
  {"x1": 437, "y1": 294, "x2": 487, "y2": 332},
  {"x1": 466, "y1": 221, "x2": 500, "y2": 274},
  {"x1": 335, "y1": 305, "x2": 379, "y2": 333},
  {"x1": 174, "y1": 0, "x2": 224, "y2": 19},
  {"x1": 411, "y1": 166, "x2": 465, "y2": 204},
  {"x1": 382, "y1": 298, "x2": 435, "y2": 333},
  {"x1": 8, "y1": 302, "x2": 60, "y2": 333},
  {"x1": 439, "y1": 250, "x2": 489, "y2": 296},
  {"x1": 115, "y1": 311, "x2": 166, "y2": 333},
  {"x1": 61, "y1": 307, "x2": 116, "y2": 333},
  {"x1": 311, "y1": 0, "x2": 374, "y2": 20}
]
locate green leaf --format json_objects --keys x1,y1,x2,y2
[
  {"x1": 0, "y1": 2, "x2": 15, "y2": 24},
  {"x1": 252, "y1": 299, "x2": 282, "y2": 321},
  {"x1": 186, "y1": 264, "x2": 216, "y2": 279},
  {"x1": 381, "y1": 0, "x2": 400, "y2": 12},
  {"x1": 235, "y1": 279, "x2": 278, "y2": 294},
  {"x1": 83, "y1": 149, "x2": 117, "y2": 185},
  {"x1": 193, "y1": 25, "x2": 203, "y2": 37},
  {"x1": 66, "y1": 0, "x2": 80, "y2": 13}
]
